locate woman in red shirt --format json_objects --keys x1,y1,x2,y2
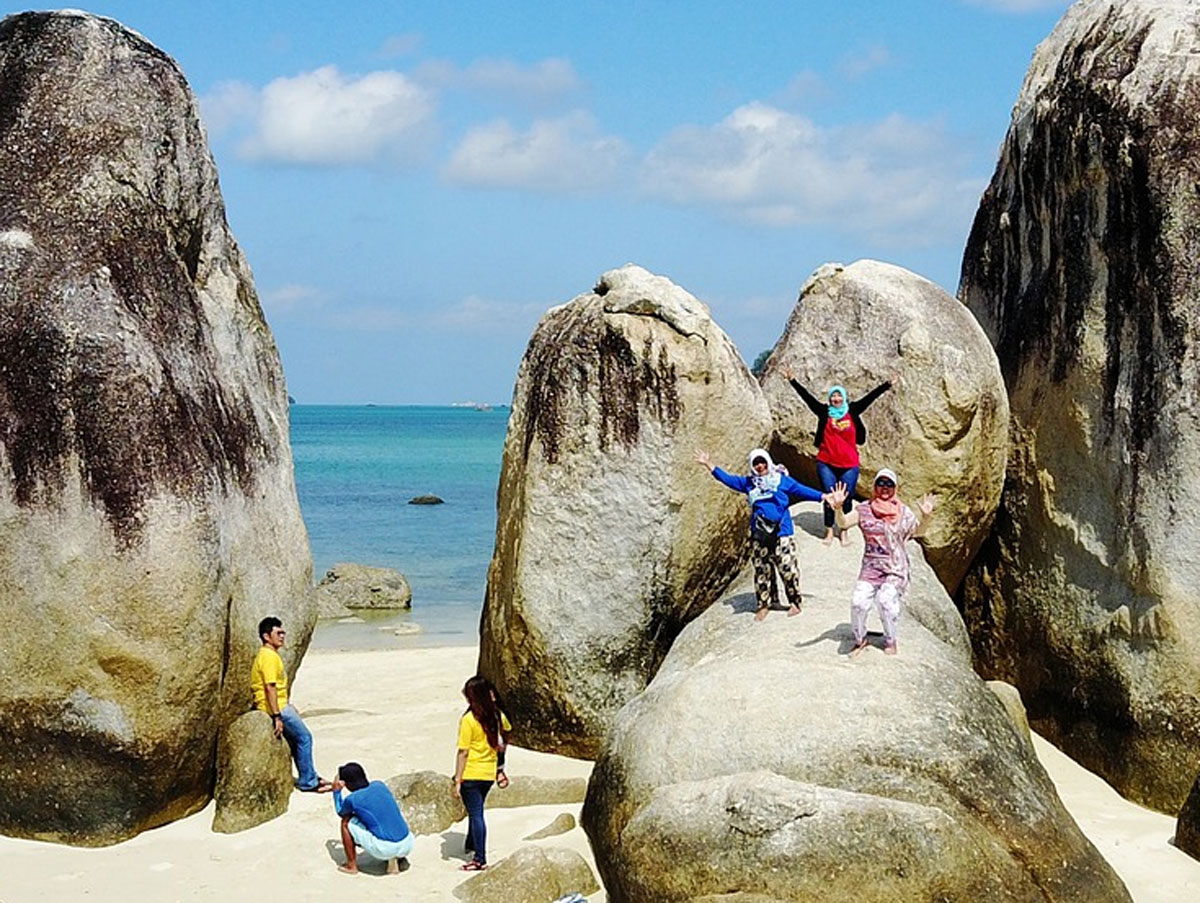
[{"x1": 784, "y1": 366, "x2": 891, "y2": 545}]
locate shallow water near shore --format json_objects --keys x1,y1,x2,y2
[{"x1": 291, "y1": 404, "x2": 508, "y2": 647}]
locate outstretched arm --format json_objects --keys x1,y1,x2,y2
[
  {"x1": 781, "y1": 474, "x2": 824, "y2": 504},
  {"x1": 828, "y1": 481, "x2": 860, "y2": 529}
]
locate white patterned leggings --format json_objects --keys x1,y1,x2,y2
[
  {"x1": 752, "y1": 534, "x2": 802, "y2": 610},
  {"x1": 851, "y1": 580, "x2": 902, "y2": 645}
]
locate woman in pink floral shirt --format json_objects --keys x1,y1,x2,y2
[{"x1": 827, "y1": 469, "x2": 934, "y2": 656}]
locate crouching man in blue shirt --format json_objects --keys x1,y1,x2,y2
[{"x1": 332, "y1": 762, "x2": 413, "y2": 875}]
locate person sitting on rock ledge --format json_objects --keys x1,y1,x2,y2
[
  {"x1": 251, "y1": 616, "x2": 331, "y2": 792},
  {"x1": 332, "y1": 762, "x2": 413, "y2": 875},
  {"x1": 827, "y1": 470, "x2": 935, "y2": 656},
  {"x1": 695, "y1": 447, "x2": 827, "y2": 621}
]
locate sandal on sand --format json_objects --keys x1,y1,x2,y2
[
  {"x1": 496, "y1": 770, "x2": 509, "y2": 789},
  {"x1": 461, "y1": 860, "x2": 487, "y2": 871}
]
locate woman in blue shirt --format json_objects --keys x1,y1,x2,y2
[{"x1": 696, "y1": 447, "x2": 825, "y2": 620}]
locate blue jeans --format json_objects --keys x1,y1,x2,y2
[
  {"x1": 279, "y1": 704, "x2": 320, "y2": 790},
  {"x1": 816, "y1": 462, "x2": 859, "y2": 529},
  {"x1": 461, "y1": 779, "x2": 492, "y2": 864}
]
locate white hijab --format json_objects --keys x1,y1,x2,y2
[{"x1": 747, "y1": 447, "x2": 781, "y2": 500}]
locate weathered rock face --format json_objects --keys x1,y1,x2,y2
[
  {"x1": 479, "y1": 264, "x2": 773, "y2": 758},
  {"x1": 1175, "y1": 772, "x2": 1200, "y2": 863},
  {"x1": 312, "y1": 562, "x2": 412, "y2": 619},
  {"x1": 958, "y1": 0, "x2": 1200, "y2": 812},
  {"x1": 762, "y1": 260, "x2": 1008, "y2": 592},
  {"x1": 453, "y1": 846, "x2": 600, "y2": 903},
  {"x1": 582, "y1": 528, "x2": 1129, "y2": 903},
  {"x1": 211, "y1": 711, "x2": 293, "y2": 834},
  {"x1": 0, "y1": 12, "x2": 312, "y2": 844}
]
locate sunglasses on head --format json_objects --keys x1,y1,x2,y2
[{"x1": 875, "y1": 478, "x2": 895, "y2": 488}]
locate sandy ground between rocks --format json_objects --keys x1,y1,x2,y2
[{"x1": 1, "y1": 642, "x2": 1197, "y2": 902}]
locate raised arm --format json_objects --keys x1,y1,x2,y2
[
  {"x1": 696, "y1": 449, "x2": 751, "y2": 492},
  {"x1": 828, "y1": 481, "x2": 860, "y2": 529},
  {"x1": 913, "y1": 493, "x2": 936, "y2": 538},
  {"x1": 783, "y1": 365, "x2": 826, "y2": 417},
  {"x1": 851, "y1": 380, "x2": 892, "y2": 414}
]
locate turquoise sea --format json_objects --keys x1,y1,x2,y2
[{"x1": 290, "y1": 405, "x2": 509, "y2": 649}]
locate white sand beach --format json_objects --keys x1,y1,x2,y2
[{"x1": 1, "y1": 643, "x2": 1196, "y2": 903}]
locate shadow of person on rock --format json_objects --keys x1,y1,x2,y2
[{"x1": 722, "y1": 592, "x2": 760, "y2": 615}]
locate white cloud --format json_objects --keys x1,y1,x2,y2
[
  {"x1": 640, "y1": 102, "x2": 981, "y2": 244},
  {"x1": 838, "y1": 44, "x2": 892, "y2": 79},
  {"x1": 443, "y1": 111, "x2": 630, "y2": 192},
  {"x1": 260, "y1": 284, "x2": 325, "y2": 312},
  {"x1": 220, "y1": 66, "x2": 435, "y2": 167},
  {"x1": 416, "y1": 56, "x2": 582, "y2": 107},
  {"x1": 963, "y1": 0, "x2": 1069, "y2": 12}
]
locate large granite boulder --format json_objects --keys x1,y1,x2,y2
[
  {"x1": 479, "y1": 264, "x2": 774, "y2": 758},
  {"x1": 762, "y1": 260, "x2": 1008, "y2": 592},
  {"x1": 312, "y1": 562, "x2": 412, "y2": 619},
  {"x1": 582, "y1": 519, "x2": 1129, "y2": 903},
  {"x1": 211, "y1": 711, "x2": 293, "y2": 834},
  {"x1": 958, "y1": 0, "x2": 1200, "y2": 812},
  {"x1": 0, "y1": 12, "x2": 313, "y2": 844}
]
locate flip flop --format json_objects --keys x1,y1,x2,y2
[
  {"x1": 496, "y1": 771, "x2": 509, "y2": 789},
  {"x1": 461, "y1": 860, "x2": 487, "y2": 871}
]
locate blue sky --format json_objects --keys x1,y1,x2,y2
[{"x1": 15, "y1": 1, "x2": 1069, "y2": 403}]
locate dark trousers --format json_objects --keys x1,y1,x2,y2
[
  {"x1": 461, "y1": 779, "x2": 493, "y2": 864},
  {"x1": 816, "y1": 462, "x2": 859, "y2": 528}
]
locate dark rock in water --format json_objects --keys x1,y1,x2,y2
[
  {"x1": 958, "y1": 0, "x2": 1200, "y2": 813},
  {"x1": 0, "y1": 11, "x2": 313, "y2": 844},
  {"x1": 479, "y1": 264, "x2": 773, "y2": 759},
  {"x1": 312, "y1": 562, "x2": 412, "y2": 618},
  {"x1": 582, "y1": 549, "x2": 1130, "y2": 903},
  {"x1": 408, "y1": 494, "x2": 444, "y2": 505},
  {"x1": 1177, "y1": 773, "x2": 1200, "y2": 862},
  {"x1": 211, "y1": 711, "x2": 293, "y2": 834},
  {"x1": 287, "y1": 395, "x2": 296, "y2": 404}
]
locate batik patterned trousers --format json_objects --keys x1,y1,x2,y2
[{"x1": 752, "y1": 534, "x2": 802, "y2": 610}]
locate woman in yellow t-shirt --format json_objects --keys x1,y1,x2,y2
[{"x1": 452, "y1": 675, "x2": 511, "y2": 870}]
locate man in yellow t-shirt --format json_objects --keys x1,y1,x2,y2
[{"x1": 252, "y1": 616, "x2": 329, "y2": 792}]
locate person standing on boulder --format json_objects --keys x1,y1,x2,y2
[
  {"x1": 695, "y1": 447, "x2": 827, "y2": 621},
  {"x1": 783, "y1": 366, "x2": 892, "y2": 546},
  {"x1": 251, "y1": 616, "x2": 331, "y2": 793},
  {"x1": 452, "y1": 675, "x2": 511, "y2": 871},
  {"x1": 826, "y1": 470, "x2": 934, "y2": 655},
  {"x1": 332, "y1": 761, "x2": 413, "y2": 875}
]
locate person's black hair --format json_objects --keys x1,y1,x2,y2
[
  {"x1": 258, "y1": 616, "x2": 282, "y2": 642},
  {"x1": 337, "y1": 761, "x2": 369, "y2": 791}
]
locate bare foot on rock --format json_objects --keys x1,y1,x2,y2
[
  {"x1": 787, "y1": 604, "x2": 802, "y2": 617},
  {"x1": 754, "y1": 607, "x2": 769, "y2": 622},
  {"x1": 884, "y1": 641, "x2": 898, "y2": 656},
  {"x1": 338, "y1": 865, "x2": 359, "y2": 875},
  {"x1": 849, "y1": 639, "x2": 869, "y2": 658}
]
